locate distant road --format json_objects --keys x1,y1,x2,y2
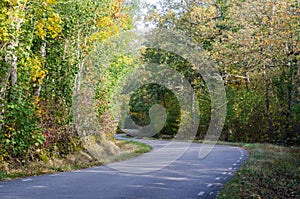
[{"x1": 0, "y1": 135, "x2": 248, "y2": 199}]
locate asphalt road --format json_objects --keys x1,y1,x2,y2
[{"x1": 0, "y1": 136, "x2": 248, "y2": 199}]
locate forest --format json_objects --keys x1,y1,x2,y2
[{"x1": 0, "y1": 0, "x2": 299, "y2": 167}]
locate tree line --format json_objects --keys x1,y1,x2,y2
[
  {"x1": 0, "y1": 0, "x2": 299, "y2": 165},
  {"x1": 129, "y1": 0, "x2": 299, "y2": 145}
]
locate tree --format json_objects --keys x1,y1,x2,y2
[
  {"x1": 0, "y1": 0, "x2": 135, "y2": 162},
  {"x1": 144, "y1": 0, "x2": 300, "y2": 144}
]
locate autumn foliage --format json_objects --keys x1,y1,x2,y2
[{"x1": 0, "y1": 0, "x2": 131, "y2": 163}]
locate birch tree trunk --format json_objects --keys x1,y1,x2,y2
[
  {"x1": 35, "y1": 42, "x2": 47, "y2": 97},
  {"x1": 0, "y1": 2, "x2": 25, "y2": 133}
]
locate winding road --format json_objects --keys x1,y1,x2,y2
[{"x1": 0, "y1": 135, "x2": 248, "y2": 199}]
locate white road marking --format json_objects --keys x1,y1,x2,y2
[
  {"x1": 32, "y1": 185, "x2": 47, "y2": 188},
  {"x1": 153, "y1": 183, "x2": 165, "y2": 185},
  {"x1": 233, "y1": 163, "x2": 237, "y2": 166},
  {"x1": 222, "y1": 172, "x2": 227, "y2": 175},
  {"x1": 209, "y1": 192, "x2": 214, "y2": 195},
  {"x1": 207, "y1": 184, "x2": 213, "y2": 187},
  {"x1": 50, "y1": 174, "x2": 59, "y2": 177},
  {"x1": 0, "y1": 185, "x2": 3, "y2": 188},
  {"x1": 197, "y1": 191, "x2": 205, "y2": 196},
  {"x1": 22, "y1": 178, "x2": 32, "y2": 182},
  {"x1": 229, "y1": 167, "x2": 232, "y2": 170},
  {"x1": 215, "y1": 177, "x2": 221, "y2": 180}
]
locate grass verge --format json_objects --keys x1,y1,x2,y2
[
  {"x1": 217, "y1": 143, "x2": 300, "y2": 199},
  {"x1": 0, "y1": 140, "x2": 152, "y2": 181}
]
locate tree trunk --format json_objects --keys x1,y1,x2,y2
[
  {"x1": 263, "y1": 65, "x2": 275, "y2": 142},
  {"x1": 35, "y1": 41, "x2": 47, "y2": 97},
  {"x1": 0, "y1": 4, "x2": 25, "y2": 132},
  {"x1": 0, "y1": 73, "x2": 10, "y2": 133}
]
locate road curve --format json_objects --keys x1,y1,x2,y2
[{"x1": 0, "y1": 135, "x2": 248, "y2": 199}]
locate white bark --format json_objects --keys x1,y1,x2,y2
[
  {"x1": 35, "y1": 42, "x2": 47, "y2": 97},
  {"x1": 0, "y1": 3, "x2": 25, "y2": 132},
  {"x1": 0, "y1": 73, "x2": 10, "y2": 132},
  {"x1": 4, "y1": 7, "x2": 24, "y2": 87},
  {"x1": 73, "y1": 28, "x2": 83, "y2": 96}
]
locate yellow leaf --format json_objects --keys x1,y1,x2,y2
[{"x1": 46, "y1": 0, "x2": 57, "y2": 5}]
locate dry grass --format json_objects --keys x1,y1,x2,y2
[
  {"x1": 0, "y1": 140, "x2": 152, "y2": 181},
  {"x1": 217, "y1": 144, "x2": 300, "y2": 199}
]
